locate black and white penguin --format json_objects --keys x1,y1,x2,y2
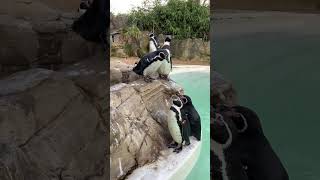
[
  {"x1": 158, "y1": 37, "x2": 172, "y2": 79},
  {"x1": 167, "y1": 95, "x2": 186, "y2": 153},
  {"x1": 149, "y1": 33, "x2": 160, "y2": 53},
  {"x1": 230, "y1": 106, "x2": 289, "y2": 180},
  {"x1": 72, "y1": 0, "x2": 108, "y2": 51},
  {"x1": 180, "y1": 95, "x2": 201, "y2": 141},
  {"x1": 211, "y1": 108, "x2": 249, "y2": 180},
  {"x1": 133, "y1": 51, "x2": 166, "y2": 82}
]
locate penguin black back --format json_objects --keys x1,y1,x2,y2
[
  {"x1": 181, "y1": 95, "x2": 201, "y2": 140},
  {"x1": 133, "y1": 51, "x2": 166, "y2": 75},
  {"x1": 231, "y1": 105, "x2": 289, "y2": 180},
  {"x1": 72, "y1": 0, "x2": 108, "y2": 44}
]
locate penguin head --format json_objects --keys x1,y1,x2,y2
[
  {"x1": 165, "y1": 37, "x2": 172, "y2": 42},
  {"x1": 211, "y1": 112, "x2": 237, "y2": 148},
  {"x1": 231, "y1": 106, "x2": 264, "y2": 135},
  {"x1": 181, "y1": 95, "x2": 192, "y2": 105},
  {"x1": 159, "y1": 52, "x2": 166, "y2": 59},
  {"x1": 171, "y1": 95, "x2": 183, "y2": 108},
  {"x1": 149, "y1": 33, "x2": 155, "y2": 38},
  {"x1": 215, "y1": 104, "x2": 249, "y2": 134}
]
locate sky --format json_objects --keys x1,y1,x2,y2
[
  {"x1": 110, "y1": 0, "x2": 209, "y2": 14},
  {"x1": 111, "y1": 0, "x2": 146, "y2": 14}
]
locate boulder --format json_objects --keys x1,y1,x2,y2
[
  {"x1": 110, "y1": 79, "x2": 183, "y2": 179},
  {"x1": 0, "y1": 68, "x2": 107, "y2": 179},
  {"x1": 61, "y1": 31, "x2": 99, "y2": 64},
  {"x1": 0, "y1": 15, "x2": 38, "y2": 66},
  {"x1": 0, "y1": 0, "x2": 80, "y2": 21},
  {"x1": 0, "y1": 0, "x2": 60, "y2": 21},
  {"x1": 110, "y1": 61, "x2": 140, "y2": 85}
]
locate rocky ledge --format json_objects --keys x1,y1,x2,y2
[{"x1": 110, "y1": 61, "x2": 187, "y2": 179}]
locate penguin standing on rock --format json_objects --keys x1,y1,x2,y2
[
  {"x1": 149, "y1": 33, "x2": 160, "y2": 52},
  {"x1": 167, "y1": 95, "x2": 189, "y2": 153},
  {"x1": 180, "y1": 95, "x2": 201, "y2": 141},
  {"x1": 158, "y1": 37, "x2": 172, "y2": 80},
  {"x1": 133, "y1": 51, "x2": 167, "y2": 82}
]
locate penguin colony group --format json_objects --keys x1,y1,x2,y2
[
  {"x1": 133, "y1": 34, "x2": 201, "y2": 153},
  {"x1": 133, "y1": 33, "x2": 172, "y2": 82},
  {"x1": 211, "y1": 104, "x2": 289, "y2": 180}
]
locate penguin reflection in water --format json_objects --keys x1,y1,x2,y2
[
  {"x1": 211, "y1": 108, "x2": 248, "y2": 180},
  {"x1": 212, "y1": 104, "x2": 289, "y2": 180},
  {"x1": 133, "y1": 36, "x2": 172, "y2": 82},
  {"x1": 167, "y1": 95, "x2": 191, "y2": 153}
]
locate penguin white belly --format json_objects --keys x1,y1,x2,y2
[
  {"x1": 158, "y1": 60, "x2": 171, "y2": 75},
  {"x1": 167, "y1": 111, "x2": 182, "y2": 144},
  {"x1": 149, "y1": 41, "x2": 157, "y2": 52},
  {"x1": 143, "y1": 60, "x2": 162, "y2": 77}
]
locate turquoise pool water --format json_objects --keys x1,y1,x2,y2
[
  {"x1": 214, "y1": 33, "x2": 320, "y2": 180},
  {"x1": 171, "y1": 71, "x2": 210, "y2": 180}
]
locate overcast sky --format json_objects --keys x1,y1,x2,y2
[
  {"x1": 110, "y1": 0, "x2": 209, "y2": 14},
  {"x1": 111, "y1": 0, "x2": 146, "y2": 14}
]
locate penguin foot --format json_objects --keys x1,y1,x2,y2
[
  {"x1": 144, "y1": 76, "x2": 153, "y2": 83},
  {"x1": 173, "y1": 145, "x2": 182, "y2": 153},
  {"x1": 159, "y1": 74, "x2": 169, "y2": 80},
  {"x1": 168, "y1": 142, "x2": 178, "y2": 148}
]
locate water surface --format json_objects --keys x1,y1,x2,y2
[{"x1": 214, "y1": 32, "x2": 320, "y2": 180}]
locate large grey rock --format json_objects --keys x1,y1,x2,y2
[
  {"x1": 110, "y1": 79, "x2": 183, "y2": 179},
  {"x1": 0, "y1": 68, "x2": 107, "y2": 179},
  {"x1": 110, "y1": 61, "x2": 140, "y2": 85},
  {"x1": 61, "y1": 32, "x2": 99, "y2": 64},
  {"x1": 0, "y1": 0, "x2": 80, "y2": 21},
  {"x1": 0, "y1": 15, "x2": 38, "y2": 66}
]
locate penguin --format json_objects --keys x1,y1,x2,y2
[
  {"x1": 167, "y1": 95, "x2": 186, "y2": 153},
  {"x1": 78, "y1": 1, "x2": 91, "y2": 14},
  {"x1": 72, "y1": 0, "x2": 108, "y2": 51},
  {"x1": 180, "y1": 95, "x2": 201, "y2": 141},
  {"x1": 158, "y1": 37, "x2": 172, "y2": 79},
  {"x1": 230, "y1": 105, "x2": 289, "y2": 180},
  {"x1": 133, "y1": 51, "x2": 167, "y2": 82},
  {"x1": 211, "y1": 107, "x2": 249, "y2": 180},
  {"x1": 149, "y1": 33, "x2": 160, "y2": 53}
]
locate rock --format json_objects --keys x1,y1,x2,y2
[
  {"x1": 0, "y1": 68, "x2": 107, "y2": 179},
  {"x1": 110, "y1": 61, "x2": 140, "y2": 85},
  {"x1": 110, "y1": 79, "x2": 183, "y2": 179},
  {"x1": 211, "y1": 71, "x2": 238, "y2": 106},
  {"x1": 32, "y1": 21, "x2": 67, "y2": 33},
  {"x1": 171, "y1": 38, "x2": 210, "y2": 61},
  {"x1": 0, "y1": 0, "x2": 61, "y2": 21},
  {"x1": 0, "y1": 144, "x2": 49, "y2": 180},
  {"x1": 60, "y1": 54, "x2": 107, "y2": 98},
  {"x1": 0, "y1": 0, "x2": 80, "y2": 21},
  {"x1": 61, "y1": 31, "x2": 98, "y2": 64},
  {"x1": 0, "y1": 15, "x2": 38, "y2": 66}
]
